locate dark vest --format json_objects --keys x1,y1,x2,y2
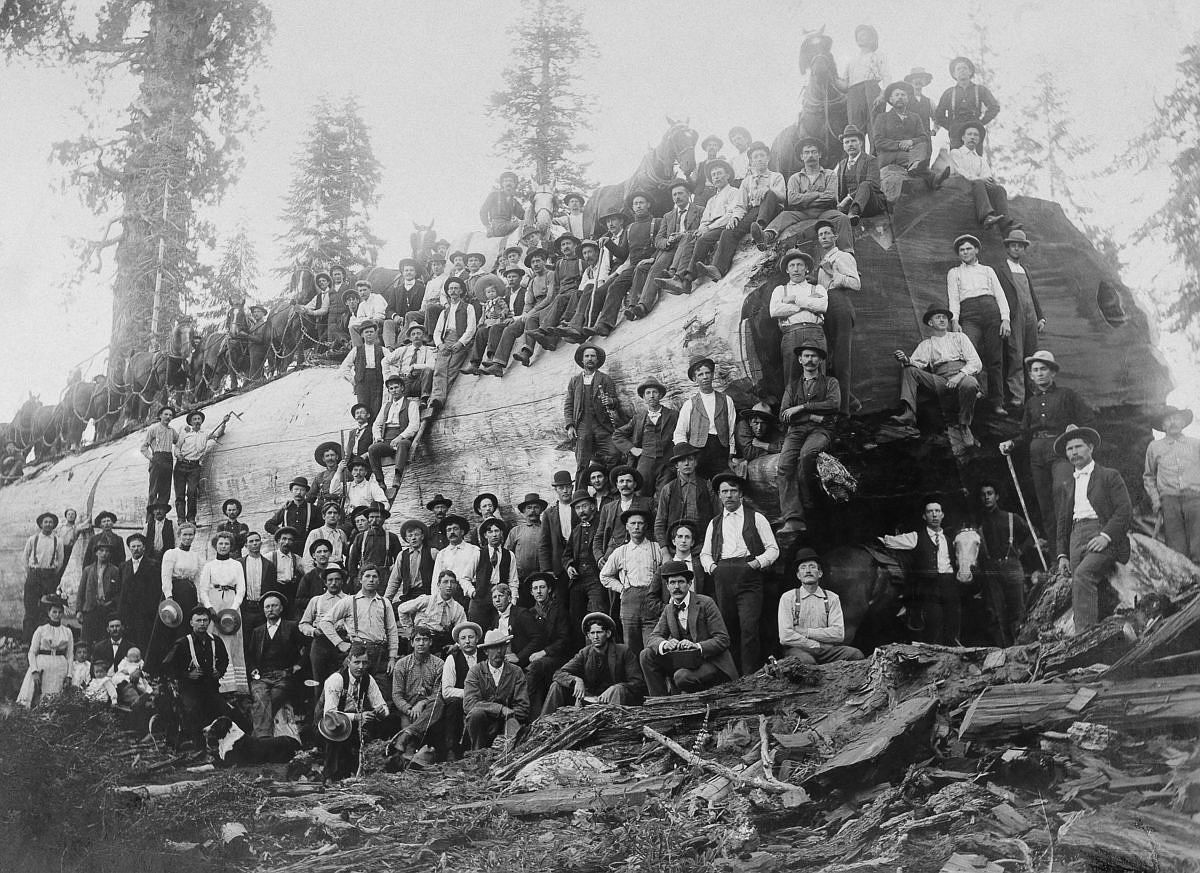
[
  {"x1": 912, "y1": 529, "x2": 957, "y2": 581},
  {"x1": 710, "y1": 507, "x2": 765, "y2": 562},
  {"x1": 450, "y1": 649, "x2": 479, "y2": 690},
  {"x1": 336, "y1": 666, "x2": 369, "y2": 710},
  {"x1": 378, "y1": 398, "x2": 412, "y2": 436},
  {"x1": 354, "y1": 343, "x2": 385, "y2": 384},
  {"x1": 474, "y1": 546, "x2": 513, "y2": 605},
  {"x1": 259, "y1": 624, "x2": 292, "y2": 672},
  {"x1": 441, "y1": 303, "x2": 470, "y2": 339},
  {"x1": 396, "y1": 545, "x2": 436, "y2": 598}
]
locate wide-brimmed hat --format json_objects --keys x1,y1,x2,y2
[
  {"x1": 340, "y1": 289, "x2": 359, "y2": 305},
  {"x1": 318, "y1": 710, "x2": 353, "y2": 743},
  {"x1": 94, "y1": 510, "x2": 117, "y2": 526},
  {"x1": 738, "y1": 403, "x2": 775, "y2": 424},
  {"x1": 289, "y1": 476, "x2": 310, "y2": 490},
  {"x1": 609, "y1": 464, "x2": 644, "y2": 490},
  {"x1": 314, "y1": 270, "x2": 333, "y2": 287},
  {"x1": 1023, "y1": 350, "x2": 1060, "y2": 371},
  {"x1": 795, "y1": 339, "x2": 828, "y2": 359},
  {"x1": 478, "y1": 628, "x2": 513, "y2": 650},
  {"x1": 215, "y1": 608, "x2": 241, "y2": 635},
  {"x1": 473, "y1": 492, "x2": 500, "y2": 515},
  {"x1": 350, "y1": 402, "x2": 371, "y2": 418},
  {"x1": 147, "y1": 502, "x2": 171, "y2": 514},
  {"x1": 598, "y1": 209, "x2": 627, "y2": 225},
  {"x1": 953, "y1": 233, "x2": 981, "y2": 251},
  {"x1": 448, "y1": 250, "x2": 467, "y2": 263},
  {"x1": 841, "y1": 124, "x2": 866, "y2": 142},
  {"x1": 314, "y1": 441, "x2": 343, "y2": 465},
  {"x1": 1054, "y1": 424, "x2": 1102, "y2": 457},
  {"x1": 308, "y1": 537, "x2": 333, "y2": 556},
  {"x1": 581, "y1": 611, "x2": 615, "y2": 634},
  {"x1": 777, "y1": 249, "x2": 813, "y2": 273},
  {"x1": 637, "y1": 377, "x2": 668, "y2": 398},
  {"x1": 452, "y1": 620, "x2": 483, "y2": 643},
  {"x1": 584, "y1": 459, "x2": 608, "y2": 479},
  {"x1": 711, "y1": 471, "x2": 747, "y2": 493},
  {"x1": 659, "y1": 560, "x2": 694, "y2": 581},
  {"x1": 883, "y1": 80, "x2": 915, "y2": 102},
  {"x1": 745, "y1": 140, "x2": 771, "y2": 158},
  {"x1": 701, "y1": 134, "x2": 723, "y2": 151},
  {"x1": 158, "y1": 598, "x2": 183, "y2": 629},
  {"x1": 40, "y1": 593, "x2": 68, "y2": 609},
  {"x1": 523, "y1": 247, "x2": 549, "y2": 267},
  {"x1": 525, "y1": 571, "x2": 557, "y2": 591},
  {"x1": 365, "y1": 501, "x2": 390, "y2": 519},
  {"x1": 669, "y1": 443, "x2": 700, "y2": 463},
  {"x1": 1003, "y1": 228, "x2": 1032, "y2": 247},
  {"x1": 619, "y1": 506, "x2": 652, "y2": 525},
  {"x1": 399, "y1": 519, "x2": 429, "y2": 540},
  {"x1": 563, "y1": 191, "x2": 585, "y2": 206},
  {"x1": 554, "y1": 234, "x2": 582, "y2": 255},
  {"x1": 184, "y1": 409, "x2": 206, "y2": 425},
  {"x1": 478, "y1": 517, "x2": 507, "y2": 537},
  {"x1": 502, "y1": 266, "x2": 525, "y2": 279},
  {"x1": 793, "y1": 136, "x2": 824, "y2": 159},
  {"x1": 905, "y1": 66, "x2": 934, "y2": 86},
  {"x1": 1160, "y1": 406, "x2": 1194, "y2": 430},
  {"x1": 687, "y1": 356, "x2": 716, "y2": 380},
  {"x1": 960, "y1": 120, "x2": 986, "y2": 139},
  {"x1": 221, "y1": 498, "x2": 242, "y2": 514},
  {"x1": 625, "y1": 189, "x2": 654, "y2": 208},
  {"x1": 35, "y1": 511, "x2": 59, "y2": 528},
  {"x1": 425, "y1": 493, "x2": 453, "y2": 511},
  {"x1": 706, "y1": 159, "x2": 735, "y2": 182},
  {"x1": 274, "y1": 525, "x2": 300, "y2": 540},
  {"x1": 516, "y1": 492, "x2": 548, "y2": 512},
  {"x1": 949, "y1": 56, "x2": 976, "y2": 78},
  {"x1": 465, "y1": 251, "x2": 487, "y2": 265},
  {"x1": 568, "y1": 489, "x2": 595, "y2": 507},
  {"x1": 574, "y1": 343, "x2": 606, "y2": 369},
  {"x1": 922, "y1": 304, "x2": 954, "y2": 326},
  {"x1": 442, "y1": 513, "x2": 470, "y2": 533}
]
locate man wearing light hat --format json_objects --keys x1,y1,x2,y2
[
  {"x1": 770, "y1": 249, "x2": 828, "y2": 386},
  {"x1": 480, "y1": 170, "x2": 525, "y2": 237},
  {"x1": 777, "y1": 549, "x2": 863, "y2": 664},
  {"x1": 337, "y1": 317, "x2": 387, "y2": 420},
  {"x1": 994, "y1": 228, "x2": 1045, "y2": 409},
  {"x1": 1054, "y1": 425, "x2": 1131, "y2": 632},
  {"x1": 348, "y1": 279, "x2": 389, "y2": 348},
  {"x1": 368, "y1": 374, "x2": 419, "y2": 495},
  {"x1": 1144, "y1": 407, "x2": 1200, "y2": 563},
  {"x1": 892, "y1": 303, "x2": 982, "y2": 446},
  {"x1": 613, "y1": 376, "x2": 679, "y2": 496},
  {"x1": 173, "y1": 408, "x2": 232, "y2": 524},
  {"x1": 440, "y1": 620, "x2": 484, "y2": 760},
  {"x1": 542, "y1": 611, "x2": 645, "y2": 714},
  {"x1": 777, "y1": 341, "x2": 841, "y2": 536},
  {"x1": 463, "y1": 628, "x2": 531, "y2": 750},
  {"x1": 321, "y1": 642, "x2": 390, "y2": 781}
]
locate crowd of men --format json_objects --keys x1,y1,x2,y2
[{"x1": 12, "y1": 32, "x2": 1185, "y2": 781}]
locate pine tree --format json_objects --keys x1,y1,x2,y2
[
  {"x1": 487, "y1": 0, "x2": 596, "y2": 192},
  {"x1": 197, "y1": 223, "x2": 259, "y2": 327},
  {"x1": 277, "y1": 96, "x2": 384, "y2": 275}
]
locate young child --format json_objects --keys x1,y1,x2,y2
[
  {"x1": 467, "y1": 280, "x2": 515, "y2": 374},
  {"x1": 69, "y1": 642, "x2": 92, "y2": 688},
  {"x1": 83, "y1": 659, "x2": 118, "y2": 705},
  {"x1": 113, "y1": 648, "x2": 154, "y2": 702}
]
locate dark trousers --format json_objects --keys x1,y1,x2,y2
[
  {"x1": 324, "y1": 720, "x2": 381, "y2": 781},
  {"x1": 173, "y1": 459, "x2": 202, "y2": 522},
  {"x1": 1069, "y1": 518, "x2": 1115, "y2": 631},
  {"x1": 310, "y1": 636, "x2": 343, "y2": 721},
  {"x1": 847, "y1": 80, "x2": 882, "y2": 135},
  {"x1": 574, "y1": 427, "x2": 623, "y2": 486},
  {"x1": 958, "y1": 295, "x2": 1003, "y2": 401},
  {"x1": 639, "y1": 648, "x2": 727, "y2": 697},
  {"x1": 825, "y1": 288, "x2": 856, "y2": 413},
  {"x1": 1161, "y1": 493, "x2": 1200, "y2": 564},
  {"x1": 567, "y1": 572, "x2": 607, "y2": 651},
  {"x1": 526, "y1": 655, "x2": 567, "y2": 717},
  {"x1": 917, "y1": 573, "x2": 961, "y2": 645},
  {"x1": 689, "y1": 227, "x2": 726, "y2": 278},
  {"x1": 630, "y1": 250, "x2": 676, "y2": 315},
  {"x1": 1029, "y1": 436, "x2": 1071, "y2": 546},
  {"x1": 713, "y1": 200, "x2": 780, "y2": 275},
  {"x1": 1004, "y1": 317, "x2": 1039, "y2": 405},
  {"x1": 777, "y1": 424, "x2": 832, "y2": 525},
  {"x1": 442, "y1": 696, "x2": 466, "y2": 756},
  {"x1": 148, "y1": 451, "x2": 173, "y2": 511},
  {"x1": 981, "y1": 562, "x2": 1025, "y2": 646},
  {"x1": 542, "y1": 676, "x2": 636, "y2": 714},
  {"x1": 900, "y1": 365, "x2": 979, "y2": 426},
  {"x1": 250, "y1": 669, "x2": 292, "y2": 738},
  {"x1": 765, "y1": 206, "x2": 853, "y2": 252},
  {"x1": 695, "y1": 435, "x2": 731, "y2": 482},
  {"x1": 632, "y1": 452, "x2": 670, "y2": 498},
  {"x1": 969, "y1": 179, "x2": 1009, "y2": 224},
  {"x1": 465, "y1": 707, "x2": 521, "y2": 750},
  {"x1": 594, "y1": 271, "x2": 635, "y2": 333},
  {"x1": 844, "y1": 181, "x2": 887, "y2": 218},
  {"x1": 178, "y1": 678, "x2": 224, "y2": 747},
  {"x1": 368, "y1": 431, "x2": 412, "y2": 487},
  {"x1": 712, "y1": 557, "x2": 762, "y2": 674},
  {"x1": 355, "y1": 371, "x2": 384, "y2": 421},
  {"x1": 23, "y1": 568, "x2": 59, "y2": 638}
]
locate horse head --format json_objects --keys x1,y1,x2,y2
[
  {"x1": 660, "y1": 118, "x2": 699, "y2": 177},
  {"x1": 953, "y1": 527, "x2": 983, "y2": 583},
  {"x1": 799, "y1": 26, "x2": 833, "y2": 72},
  {"x1": 410, "y1": 220, "x2": 437, "y2": 260},
  {"x1": 528, "y1": 188, "x2": 559, "y2": 231}
]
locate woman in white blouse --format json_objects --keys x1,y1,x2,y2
[{"x1": 199, "y1": 530, "x2": 248, "y2": 693}]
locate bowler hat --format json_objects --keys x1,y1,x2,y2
[
  {"x1": 551, "y1": 470, "x2": 573, "y2": 487},
  {"x1": 1003, "y1": 228, "x2": 1032, "y2": 247},
  {"x1": 609, "y1": 464, "x2": 644, "y2": 490},
  {"x1": 350, "y1": 402, "x2": 371, "y2": 418},
  {"x1": 669, "y1": 443, "x2": 700, "y2": 463},
  {"x1": 1053, "y1": 424, "x2": 1102, "y2": 457},
  {"x1": 222, "y1": 498, "x2": 243, "y2": 514},
  {"x1": 581, "y1": 611, "x2": 615, "y2": 634},
  {"x1": 452, "y1": 620, "x2": 484, "y2": 643},
  {"x1": 473, "y1": 492, "x2": 500, "y2": 515},
  {"x1": 777, "y1": 249, "x2": 813, "y2": 273},
  {"x1": 323, "y1": 564, "x2": 347, "y2": 580},
  {"x1": 1161, "y1": 406, "x2": 1194, "y2": 430},
  {"x1": 574, "y1": 343, "x2": 607, "y2": 369},
  {"x1": 517, "y1": 492, "x2": 548, "y2": 512},
  {"x1": 706, "y1": 159, "x2": 735, "y2": 182},
  {"x1": 568, "y1": 489, "x2": 595, "y2": 506},
  {"x1": 289, "y1": 476, "x2": 310, "y2": 490},
  {"x1": 637, "y1": 377, "x2": 668, "y2": 398},
  {"x1": 425, "y1": 493, "x2": 453, "y2": 511},
  {"x1": 523, "y1": 247, "x2": 549, "y2": 267},
  {"x1": 314, "y1": 441, "x2": 343, "y2": 465},
  {"x1": 953, "y1": 233, "x2": 981, "y2": 251},
  {"x1": 922, "y1": 303, "x2": 954, "y2": 326},
  {"x1": 442, "y1": 513, "x2": 470, "y2": 532},
  {"x1": 659, "y1": 560, "x2": 694, "y2": 580},
  {"x1": 701, "y1": 134, "x2": 723, "y2": 151},
  {"x1": 795, "y1": 340, "x2": 828, "y2": 359},
  {"x1": 905, "y1": 66, "x2": 934, "y2": 86},
  {"x1": 478, "y1": 628, "x2": 513, "y2": 650},
  {"x1": 317, "y1": 710, "x2": 353, "y2": 743},
  {"x1": 711, "y1": 471, "x2": 746, "y2": 493},
  {"x1": 841, "y1": 124, "x2": 866, "y2": 141},
  {"x1": 687, "y1": 356, "x2": 716, "y2": 380},
  {"x1": 158, "y1": 598, "x2": 183, "y2": 629},
  {"x1": 1023, "y1": 350, "x2": 1059, "y2": 371},
  {"x1": 399, "y1": 519, "x2": 430, "y2": 540},
  {"x1": 793, "y1": 547, "x2": 823, "y2": 568},
  {"x1": 948, "y1": 56, "x2": 976, "y2": 78},
  {"x1": 94, "y1": 510, "x2": 117, "y2": 526},
  {"x1": 35, "y1": 511, "x2": 59, "y2": 528}
]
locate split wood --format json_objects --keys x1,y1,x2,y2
[{"x1": 642, "y1": 725, "x2": 787, "y2": 794}]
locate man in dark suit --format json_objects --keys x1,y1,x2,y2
[
  {"x1": 143, "y1": 502, "x2": 176, "y2": 559},
  {"x1": 542, "y1": 611, "x2": 645, "y2": 714},
  {"x1": 538, "y1": 471, "x2": 577, "y2": 581},
  {"x1": 522, "y1": 572, "x2": 573, "y2": 716},
  {"x1": 1055, "y1": 426, "x2": 1131, "y2": 633},
  {"x1": 246, "y1": 590, "x2": 306, "y2": 738},
  {"x1": 612, "y1": 378, "x2": 679, "y2": 497},
  {"x1": 878, "y1": 499, "x2": 963, "y2": 645},
  {"x1": 163, "y1": 607, "x2": 229, "y2": 748},
  {"x1": 240, "y1": 531, "x2": 278, "y2": 632},
  {"x1": 640, "y1": 561, "x2": 738, "y2": 696},
  {"x1": 872, "y1": 81, "x2": 939, "y2": 189},
  {"x1": 627, "y1": 179, "x2": 704, "y2": 320},
  {"x1": 483, "y1": 583, "x2": 544, "y2": 669},
  {"x1": 93, "y1": 616, "x2": 133, "y2": 670},
  {"x1": 994, "y1": 229, "x2": 1046, "y2": 409},
  {"x1": 562, "y1": 490, "x2": 606, "y2": 650},
  {"x1": 265, "y1": 477, "x2": 322, "y2": 540},
  {"x1": 654, "y1": 445, "x2": 716, "y2": 549},
  {"x1": 562, "y1": 344, "x2": 627, "y2": 483},
  {"x1": 463, "y1": 629, "x2": 530, "y2": 750},
  {"x1": 592, "y1": 465, "x2": 654, "y2": 564},
  {"x1": 345, "y1": 403, "x2": 375, "y2": 462},
  {"x1": 117, "y1": 533, "x2": 160, "y2": 648},
  {"x1": 834, "y1": 125, "x2": 886, "y2": 226}
]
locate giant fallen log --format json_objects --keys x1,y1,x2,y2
[
  {"x1": 803, "y1": 695, "x2": 938, "y2": 792},
  {"x1": 1056, "y1": 805, "x2": 1200, "y2": 873},
  {"x1": 958, "y1": 673, "x2": 1200, "y2": 739}
]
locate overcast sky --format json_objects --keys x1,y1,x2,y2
[{"x1": 2, "y1": 0, "x2": 1199, "y2": 419}]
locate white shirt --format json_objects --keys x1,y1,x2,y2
[
  {"x1": 769, "y1": 281, "x2": 829, "y2": 326},
  {"x1": 1073, "y1": 462, "x2": 1099, "y2": 521},
  {"x1": 351, "y1": 293, "x2": 389, "y2": 325},
  {"x1": 947, "y1": 262, "x2": 1010, "y2": 322},
  {"x1": 557, "y1": 501, "x2": 573, "y2": 540},
  {"x1": 345, "y1": 478, "x2": 387, "y2": 509},
  {"x1": 778, "y1": 585, "x2": 846, "y2": 648},
  {"x1": 699, "y1": 183, "x2": 740, "y2": 231},
  {"x1": 657, "y1": 593, "x2": 692, "y2": 654},
  {"x1": 495, "y1": 606, "x2": 512, "y2": 638},
  {"x1": 432, "y1": 541, "x2": 480, "y2": 598},
  {"x1": 488, "y1": 662, "x2": 505, "y2": 685},
  {"x1": 266, "y1": 619, "x2": 280, "y2": 639},
  {"x1": 949, "y1": 146, "x2": 993, "y2": 181},
  {"x1": 1006, "y1": 258, "x2": 1026, "y2": 276},
  {"x1": 243, "y1": 554, "x2": 264, "y2": 599},
  {"x1": 877, "y1": 528, "x2": 952, "y2": 573},
  {"x1": 700, "y1": 505, "x2": 781, "y2": 572}
]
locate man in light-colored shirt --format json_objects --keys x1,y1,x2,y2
[
  {"x1": 319, "y1": 565, "x2": 398, "y2": 697},
  {"x1": 947, "y1": 233, "x2": 1010, "y2": 413},
  {"x1": 428, "y1": 276, "x2": 477, "y2": 413},
  {"x1": 382, "y1": 320, "x2": 436, "y2": 405},
  {"x1": 683, "y1": 160, "x2": 744, "y2": 290},
  {"x1": 891, "y1": 304, "x2": 983, "y2": 448},
  {"x1": 878, "y1": 500, "x2": 962, "y2": 645},
  {"x1": 299, "y1": 565, "x2": 350, "y2": 689},
  {"x1": 698, "y1": 141, "x2": 784, "y2": 283},
  {"x1": 321, "y1": 642, "x2": 390, "y2": 781},
  {"x1": 368, "y1": 375, "x2": 420, "y2": 495},
  {"x1": 816, "y1": 219, "x2": 861, "y2": 415},
  {"x1": 397, "y1": 571, "x2": 467, "y2": 650},
  {"x1": 1144, "y1": 406, "x2": 1200, "y2": 563},
  {"x1": 141, "y1": 405, "x2": 178, "y2": 515},
  {"x1": 949, "y1": 121, "x2": 1013, "y2": 235},
  {"x1": 759, "y1": 138, "x2": 853, "y2": 251},
  {"x1": 777, "y1": 549, "x2": 864, "y2": 664},
  {"x1": 431, "y1": 516, "x2": 480, "y2": 600},
  {"x1": 672, "y1": 357, "x2": 738, "y2": 481},
  {"x1": 348, "y1": 280, "x2": 389, "y2": 347},
  {"x1": 172, "y1": 409, "x2": 231, "y2": 523},
  {"x1": 599, "y1": 508, "x2": 662, "y2": 653}
]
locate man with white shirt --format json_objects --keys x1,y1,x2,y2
[
  {"x1": 299, "y1": 565, "x2": 350, "y2": 694},
  {"x1": 947, "y1": 233, "x2": 1010, "y2": 413},
  {"x1": 698, "y1": 141, "x2": 784, "y2": 283},
  {"x1": 563, "y1": 343, "x2": 627, "y2": 484},
  {"x1": 816, "y1": 219, "x2": 861, "y2": 415},
  {"x1": 891, "y1": 304, "x2": 983, "y2": 447},
  {"x1": 483, "y1": 582, "x2": 542, "y2": 669},
  {"x1": 319, "y1": 564, "x2": 399, "y2": 697},
  {"x1": 382, "y1": 319, "x2": 436, "y2": 407},
  {"x1": 471, "y1": 519, "x2": 520, "y2": 624},
  {"x1": 673, "y1": 357, "x2": 738, "y2": 481},
  {"x1": 1055, "y1": 426, "x2": 1131, "y2": 632},
  {"x1": 246, "y1": 590, "x2": 305, "y2": 738},
  {"x1": 367, "y1": 375, "x2": 420, "y2": 497},
  {"x1": 239, "y1": 531, "x2": 277, "y2": 633},
  {"x1": 769, "y1": 250, "x2": 828, "y2": 386},
  {"x1": 397, "y1": 571, "x2": 466, "y2": 653},
  {"x1": 670, "y1": 160, "x2": 739, "y2": 295},
  {"x1": 600, "y1": 508, "x2": 662, "y2": 653},
  {"x1": 950, "y1": 121, "x2": 1013, "y2": 234},
  {"x1": 337, "y1": 320, "x2": 386, "y2": 421},
  {"x1": 556, "y1": 191, "x2": 588, "y2": 237},
  {"x1": 173, "y1": 409, "x2": 231, "y2": 523},
  {"x1": 777, "y1": 549, "x2": 864, "y2": 663},
  {"x1": 439, "y1": 620, "x2": 483, "y2": 760},
  {"x1": 432, "y1": 515, "x2": 480, "y2": 606},
  {"x1": 348, "y1": 279, "x2": 389, "y2": 347},
  {"x1": 700, "y1": 472, "x2": 780, "y2": 674},
  {"x1": 343, "y1": 459, "x2": 387, "y2": 519},
  {"x1": 878, "y1": 499, "x2": 962, "y2": 644},
  {"x1": 538, "y1": 471, "x2": 577, "y2": 583},
  {"x1": 1144, "y1": 407, "x2": 1200, "y2": 564},
  {"x1": 428, "y1": 276, "x2": 477, "y2": 414},
  {"x1": 22, "y1": 511, "x2": 64, "y2": 639}
]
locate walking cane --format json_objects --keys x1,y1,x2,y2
[{"x1": 1006, "y1": 455, "x2": 1049, "y2": 573}]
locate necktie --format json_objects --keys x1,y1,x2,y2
[
  {"x1": 492, "y1": 548, "x2": 499, "y2": 567},
  {"x1": 1074, "y1": 469, "x2": 1088, "y2": 480},
  {"x1": 440, "y1": 601, "x2": 448, "y2": 628}
]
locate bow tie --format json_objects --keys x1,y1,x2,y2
[
  {"x1": 1074, "y1": 469, "x2": 1089, "y2": 479},
  {"x1": 674, "y1": 602, "x2": 687, "y2": 614}
]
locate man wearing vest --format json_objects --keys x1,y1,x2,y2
[
  {"x1": 613, "y1": 377, "x2": 679, "y2": 497},
  {"x1": 562, "y1": 490, "x2": 606, "y2": 650},
  {"x1": 777, "y1": 549, "x2": 864, "y2": 664},
  {"x1": 385, "y1": 519, "x2": 439, "y2": 606},
  {"x1": 345, "y1": 403, "x2": 375, "y2": 463},
  {"x1": 440, "y1": 620, "x2": 484, "y2": 760},
  {"x1": 673, "y1": 357, "x2": 738, "y2": 481},
  {"x1": 593, "y1": 465, "x2": 654, "y2": 565},
  {"x1": 428, "y1": 276, "x2": 477, "y2": 414},
  {"x1": 367, "y1": 375, "x2": 420, "y2": 496},
  {"x1": 654, "y1": 444, "x2": 716, "y2": 549},
  {"x1": 266, "y1": 477, "x2": 323, "y2": 540},
  {"x1": 246, "y1": 590, "x2": 306, "y2": 738},
  {"x1": 976, "y1": 482, "x2": 1034, "y2": 647},
  {"x1": 590, "y1": 191, "x2": 658, "y2": 337},
  {"x1": 299, "y1": 565, "x2": 350, "y2": 704},
  {"x1": 700, "y1": 472, "x2": 780, "y2": 674},
  {"x1": 319, "y1": 563, "x2": 399, "y2": 699},
  {"x1": 777, "y1": 343, "x2": 842, "y2": 535},
  {"x1": 163, "y1": 606, "x2": 229, "y2": 749},
  {"x1": 994, "y1": 229, "x2": 1045, "y2": 409},
  {"x1": 879, "y1": 499, "x2": 963, "y2": 645},
  {"x1": 563, "y1": 344, "x2": 627, "y2": 485},
  {"x1": 471, "y1": 519, "x2": 519, "y2": 626},
  {"x1": 1055, "y1": 426, "x2": 1132, "y2": 633},
  {"x1": 347, "y1": 503, "x2": 402, "y2": 584},
  {"x1": 320, "y1": 642, "x2": 390, "y2": 781},
  {"x1": 640, "y1": 560, "x2": 738, "y2": 696},
  {"x1": 337, "y1": 320, "x2": 386, "y2": 421}
]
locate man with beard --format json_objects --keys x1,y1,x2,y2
[
  {"x1": 563, "y1": 343, "x2": 627, "y2": 483},
  {"x1": 777, "y1": 549, "x2": 864, "y2": 663},
  {"x1": 480, "y1": 170, "x2": 525, "y2": 237}
]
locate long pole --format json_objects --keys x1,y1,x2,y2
[
  {"x1": 1006, "y1": 455, "x2": 1049, "y2": 572},
  {"x1": 149, "y1": 177, "x2": 170, "y2": 348}
]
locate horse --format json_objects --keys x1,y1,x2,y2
[
  {"x1": 410, "y1": 221, "x2": 438, "y2": 276},
  {"x1": 59, "y1": 372, "x2": 96, "y2": 450},
  {"x1": 12, "y1": 394, "x2": 43, "y2": 451},
  {"x1": 28, "y1": 403, "x2": 63, "y2": 461},
  {"x1": 260, "y1": 300, "x2": 306, "y2": 377},
  {"x1": 166, "y1": 317, "x2": 198, "y2": 409},
  {"x1": 287, "y1": 266, "x2": 324, "y2": 361},
  {"x1": 770, "y1": 29, "x2": 848, "y2": 179},
  {"x1": 86, "y1": 374, "x2": 125, "y2": 442},
  {"x1": 191, "y1": 329, "x2": 231, "y2": 402},
  {"x1": 121, "y1": 349, "x2": 168, "y2": 424},
  {"x1": 584, "y1": 118, "x2": 700, "y2": 238}
]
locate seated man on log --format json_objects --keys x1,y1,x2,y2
[
  {"x1": 627, "y1": 179, "x2": 702, "y2": 320},
  {"x1": 480, "y1": 170, "x2": 525, "y2": 238},
  {"x1": 639, "y1": 560, "x2": 738, "y2": 696},
  {"x1": 834, "y1": 125, "x2": 886, "y2": 226},
  {"x1": 522, "y1": 571, "x2": 572, "y2": 716},
  {"x1": 735, "y1": 405, "x2": 782, "y2": 463},
  {"x1": 463, "y1": 628, "x2": 531, "y2": 750},
  {"x1": 776, "y1": 548, "x2": 864, "y2": 664},
  {"x1": 588, "y1": 192, "x2": 657, "y2": 338},
  {"x1": 559, "y1": 213, "x2": 627, "y2": 342},
  {"x1": 663, "y1": 159, "x2": 739, "y2": 296},
  {"x1": 367, "y1": 375, "x2": 419, "y2": 498},
  {"x1": 757, "y1": 138, "x2": 853, "y2": 252},
  {"x1": 950, "y1": 120, "x2": 1015, "y2": 234},
  {"x1": 542, "y1": 611, "x2": 645, "y2": 715},
  {"x1": 696, "y1": 141, "x2": 784, "y2": 284},
  {"x1": 382, "y1": 317, "x2": 435, "y2": 408},
  {"x1": 777, "y1": 342, "x2": 841, "y2": 536},
  {"x1": 349, "y1": 280, "x2": 389, "y2": 348},
  {"x1": 873, "y1": 80, "x2": 944, "y2": 191},
  {"x1": 890, "y1": 303, "x2": 982, "y2": 450}
]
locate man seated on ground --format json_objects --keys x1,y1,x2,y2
[
  {"x1": 396, "y1": 569, "x2": 466, "y2": 654},
  {"x1": 480, "y1": 170, "x2": 525, "y2": 237},
  {"x1": 440, "y1": 620, "x2": 483, "y2": 760},
  {"x1": 758, "y1": 138, "x2": 853, "y2": 251},
  {"x1": 627, "y1": 179, "x2": 702, "y2": 320},
  {"x1": 640, "y1": 561, "x2": 738, "y2": 696},
  {"x1": 463, "y1": 628, "x2": 531, "y2": 750},
  {"x1": 664, "y1": 160, "x2": 738, "y2": 295},
  {"x1": 389, "y1": 624, "x2": 445, "y2": 760},
  {"x1": 246, "y1": 590, "x2": 306, "y2": 738},
  {"x1": 891, "y1": 304, "x2": 982, "y2": 449},
  {"x1": 950, "y1": 121, "x2": 1014, "y2": 234},
  {"x1": 834, "y1": 125, "x2": 886, "y2": 226},
  {"x1": 321, "y1": 642, "x2": 390, "y2": 782},
  {"x1": 522, "y1": 571, "x2": 572, "y2": 716},
  {"x1": 542, "y1": 611, "x2": 645, "y2": 715},
  {"x1": 695, "y1": 142, "x2": 784, "y2": 284},
  {"x1": 368, "y1": 375, "x2": 420, "y2": 499},
  {"x1": 736, "y1": 405, "x2": 783, "y2": 462},
  {"x1": 163, "y1": 606, "x2": 229, "y2": 749},
  {"x1": 874, "y1": 80, "x2": 944, "y2": 190},
  {"x1": 382, "y1": 318, "x2": 436, "y2": 407},
  {"x1": 777, "y1": 549, "x2": 864, "y2": 663}
]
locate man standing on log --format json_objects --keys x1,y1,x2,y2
[
  {"x1": 1143, "y1": 406, "x2": 1200, "y2": 564},
  {"x1": 141, "y1": 405, "x2": 178, "y2": 517},
  {"x1": 672, "y1": 357, "x2": 738, "y2": 481},
  {"x1": 976, "y1": 482, "x2": 1033, "y2": 647},
  {"x1": 994, "y1": 229, "x2": 1044, "y2": 411},
  {"x1": 1056, "y1": 425, "x2": 1131, "y2": 632},
  {"x1": 640, "y1": 561, "x2": 738, "y2": 696},
  {"x1": 947, "y1": 233, "x2": 1010, "y2": 416},
  {"x1": 563, "y1": 344, "x2": 626, "y2": 484},
  {"x1": 816, "y1": 218, "x2": 860, "y2": 415},
  {"x1": 777, "y1": 343, "x2": 841, "y2": 536}
]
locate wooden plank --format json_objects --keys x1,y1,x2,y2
[
  {"x1": 1057, "y1": 805, "x2": 1200, "y2": 873},
  {"x1": 803, "y1": 696, "x2": 938, "y2": 791},
  {"x1": 448, "y1": 773, "x2": 685, "y2": 816},
  {"x1": 1108, "y1": 591, "x2": 1200, "y2": 678}
]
